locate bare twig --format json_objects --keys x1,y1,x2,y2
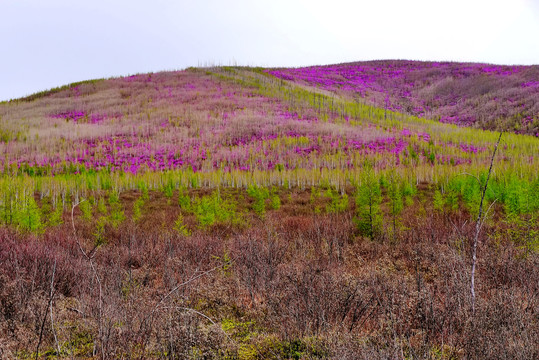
[
  {"x1": 477, "y1": 199, "x2": 498, "y2": 236},
  {"x1": 142, "y1": 259, "x2": 233, "y2": 330},
  {"x1": 460, "y1": 172, "x2": 481, "y2": 184},
  {"x1": 448, "y1": 218, "x2": 468, "y2": 238},
  {"x1": 160, "y1": 306, "x2": 236, "y2": 344},
  {"x1": 471, "y1": 132, "x2": 502, "y2": 314}
]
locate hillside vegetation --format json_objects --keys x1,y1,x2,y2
[
  {"x1": 0, "y1": 63, "x2": 537, "y2": 359},
  {"x1": 268, "y1": 60, "x2": 539, "y2": 135}
]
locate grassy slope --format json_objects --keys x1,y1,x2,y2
[
  {"x1": 267, "y1": 60, "x2": 539, "y2": 135},
  {"x1": 0, "y1": 64, "x2": 537, "y2": 359}
]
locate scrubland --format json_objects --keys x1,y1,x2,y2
[{"x1": 0, "y1": 63, "x2": 537, "y2": 359}]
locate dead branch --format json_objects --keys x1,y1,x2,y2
[{"x1": 471, "y1": 132, "x2": 502, "y2": 314}]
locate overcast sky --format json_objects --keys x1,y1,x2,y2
[{"x1": 1, "y1": 0, "x2": 538, "y2": 101}]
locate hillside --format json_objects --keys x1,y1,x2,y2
[
  {"x1": 268, "y1": 60, "x2": 539, "y2": 135},
  {"x1": 0, "y1": 65, "x2": 537, "y2": 359}
]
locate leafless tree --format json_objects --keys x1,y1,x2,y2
[{"x1": 471, "y1": 132, "x2": 502, "y2": 314}]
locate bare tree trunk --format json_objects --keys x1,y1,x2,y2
[{"x1": 471, "y1": 132, "x2": 502, "y2": 314}]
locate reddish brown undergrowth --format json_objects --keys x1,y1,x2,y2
[{"x1": 0, "y1": 201, "x2": 537, "y2": 359}]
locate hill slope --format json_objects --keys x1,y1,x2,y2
[
  {"x1": 268, "y1": 60, "x2": 539, "y2": 135},
  {"x1": 0, "y1": 65, "x2": 537, "y2": 359}
]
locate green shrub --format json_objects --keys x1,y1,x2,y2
[
  {"x1": 247, "y1": 185, "x2": 270, "y2": 216},
  {"x1": 355, "y1": 172, "x2": 383, "y2": 240},
  {"x1": 270, "y1": 191, "x2": 281, "y2": 210},
  {"x1": 173, "y1": 213, "x2": 191, "y2": 236},
  {"x1": 193, "y1": 192, "x2": 241, "y2": 228},
  {"x1": 402, "y1": 180, "x2": 417, "y2": 206},
  {"x1": 433, "y1": 189, "x2": 444, "y2": 212},
  {"x1": 387, "y1": 176, "x2": 404, "y2": 238},
  {"x1": 178, "y1": 186, "x2": 191, "y2": 211},
  {"x1": 132, "y1": 196, "x2": 144, "y2": 222},
  {"x1": 325, "y1": 188, "x2": 349, "y2": 213},
  {"x1": 162, "y1": 179, "x2": 174, "y2": 199},
  {"x1": 109, "y1": 206, "x2": 125, "y2": 229},
  {"x1": 94, "y1": 216, "x2": 107, "y2": 247},
  {"x1": 15, "y1": 194, "x2": 43, "y2": 233},
  {"x1": 80, "y1": 199, "x2": 93, "y2": 221},
  {"x1": 137, "y1": 181, "x2": 149, "y2": 200},
  {"x1": 97, "y1": 197, "x2": 107, "y2": 214},
  {"x1": 48, "y1": 202, "x2": 64, "y2": 227}
]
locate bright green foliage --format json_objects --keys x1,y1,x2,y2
[
  {"x1": 100, "y1": 174, "x2": 112, "y2": 190},
  {"x1": 97, "y1": 197, "x2": 107, "y2": 214},
  {"x1": 108, "y1": 191, "x2": 120, "y2": 205},
  {"x1": 447, "y1": 175, "x2": 480, "y2": 216},
  {"x1": 463, "y1": 177, "x2": 481, "y2": 217},
  {"x1": 355, "y1": 172, "x2": 383, "y2": 240},
  {"x1": 505, "y1": 178, "x2": 523, "y2": 220},
  {"x1": 506, "y1": 214, "x2": 539, "y2": 253},
  {"x1": 386, "y1": 174, "x2": 405, "y2": 240},
  {"x1": 109, "y1": 206, "x2": 125, "y2": 229},
  {"x1": 378, "y1": 174, "x2": 389, "y2": 189},
  {"x1": 485, "y1": 176, "x2": 502, "y2": 204},
  {"x1": 0, "y1": 185, "x2": 15, "y2": 225},
  {"x1": 137, "y1": 180, "x2": 149, "y2": 200},
  {"x1": 47, "y1": 202, "x2": 64, "y2": 227},
  {"x1": 94, "y1": 216, "x2": 107, "y2": 247},
  {"x1": 387, "y1": 177, "x2": 404, "y2": 226},
  {"x1": 401, "y1": 181, "x2": 416, "y2": 206},
  {"x1": 310, "y1": 186, "x2": 322, "y2": 213},
  {"x1": 388, "y1": 178, "x2": 404, "y2": 216},
  {"x1": 325, "y1": 188, "x2": 349, "y2": 213},
  {"x1": 132, "y1": 196, "x2": 144, "y2": 222},
  {"x1": 39, "y1": 196, "x2": 63, "y2": 227},
  {"x1": 237, "y1": 344, "x2": 258, "y2": 360},
  {"x1": 445, "y1": 190, "x2": 459, "y2": 212},
  {"x1": 79, "y1": 199, "x2": 93, "y2": 221},
  {"x1": 270, "y1": 189, "x2": 281, "y2": 210},
  {"x1": 530, "y1": 179, "x2": 539, "y2": 214},
  {"x1": 247, "y1": 185, "x2": 270, "y2": 216},
  {"x1": 162, "y1": 179, "x2": 174, "y2": 199},
  {"x1": 221, "y1": 318, "x2": 256, "y2": 342},
  {"x1": 178, "y1": 187, "x2": 191, "y2": 211},
  {"x1": 101, "y1": 191, "x2": 125, "y2": 228},
  {"x1": 506, "y1": 176, "x2": 538, "y2": 217},
  {"x1": 408, "y1": 144, "x2": 419, "y2": 162},
  {"x1": 503, "y1": 177, "x2": 539, "y2": 218},
  {"x1": 173, "y1": 213, "x2": 191, "y2": 236},
  {"x1": 39, "y1": 196, "x2": 53, "y2": 217},
  {"x1": 192, "y1": 192, "x2": 240, "y2": 228},
  {"x1": 310, "y1": 186, "x2": 321, "y2": 203},
  {"x1": 15, "y1": 194, "x2": 43, "y2": 233},
  {"x1": 189, "y1": 172, "x2": 199, "y2": 188},
  {"x1": 433, "y1": 190, "x2": 445, "y2": 212}
]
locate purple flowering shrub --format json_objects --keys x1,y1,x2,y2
[
  {"x1": 2, "y1": 69, "x2": 491, "y2": 176},
  {"x1": 267, "y1": 60, "x2": 539, "y2": 136},
  {"x1": 1, "y1": 65, "x2": 535, "y2": 177}
]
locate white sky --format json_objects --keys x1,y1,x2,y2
[{"x1": 1, "y1": 0, "x2": 538, "y2": 101}]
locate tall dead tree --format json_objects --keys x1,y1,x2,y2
[{"x1": 471, "y1": 132, "x2": 502, "y2": 314}]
